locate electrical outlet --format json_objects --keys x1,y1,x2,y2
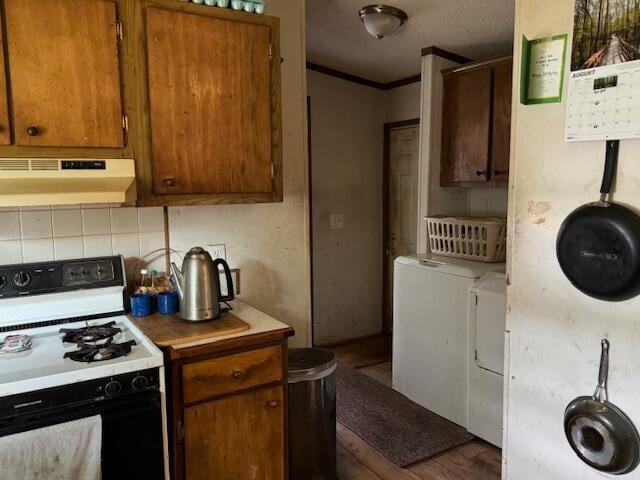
[
  {"x1": 207, "y1": 244, "x2": 226, "y2": 260},
  {"x1": 330, "y1": 214, "x2": 344, "y2": 230}
]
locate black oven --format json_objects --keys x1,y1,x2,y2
[{"x1": 0, "y1": 368, "x2": 164, "y2": 479}]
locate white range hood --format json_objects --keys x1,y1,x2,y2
[{"x1": 0, "y1": 158, "x2": 136, "y2": 207}]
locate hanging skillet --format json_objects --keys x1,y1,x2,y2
[
  {"x1": 564, "y1": 339, "x2": 640, "y2": 475},
  {"x1": 557, "y1": 140, "x2": 640, "y2": 301}
]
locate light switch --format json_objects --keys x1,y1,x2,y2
[
  {"x1": 207, "y1": 244, "x2": 226, "y2": 260},
  {"x1": 330, "y1": 214, "x2": 344, "y2": 230}
]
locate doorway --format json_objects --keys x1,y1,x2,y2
[{"x1": 383, "y1": 119, "x2": 420, "y2": 332}]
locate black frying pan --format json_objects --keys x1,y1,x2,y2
[
  {"x1": 564, "y1": 339, "x2": 640, "y2": 475},
  {"x1": 557, "y1": 140, "x2": 640, "y2": 301}
]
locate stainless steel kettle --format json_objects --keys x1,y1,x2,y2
[{"x1": 170, "y1": 247, "x2": 235, "y2": 321}]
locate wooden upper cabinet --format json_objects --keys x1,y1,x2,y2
[
  {"x1": 440, "y1": 56, "x2": 513, "y2": 187},
  {"x1": 491, "y1": 58, "x2": 513, "y2": 185},
  {"x1": 146, "y1": 7, "x2": 274, "y2": 196},
  {"x1": 0, "y1": 20, "x2": 11, "y2": 146},
  {"x1": 441, "y1": 67, "x2": 492, "y2": 185},
  {"x1": 184, "y1": 386, "x2": 285, "y2": 480},
  {"x1": 4, "y1": 0, "x2": 124, "y2": 148}
]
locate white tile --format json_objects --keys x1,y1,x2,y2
[
  {"x1": 82, "y1": 203, "x2": 109, "y2": 209},
  {"x1": 22, "y1": 238, "x2": 54, "y2": 263},
  {"x1": 139, "y1": 232, "x2": 167, "y2": 273},
  {"x1": 83, "y1": 235, "x2": 113, "y2": 257},
  {"x1": 110, "y1": 207, "x2": 139, "y2": 234},
  {"x1": 20, "y1": 210, "x2": 52, "y2": 239},
  {"x1": 52, "y1": 204, "x2": 82, "y2": 210},
  {"x1": 0, "y1": 240, "x2": 22, "y2": 264},
  {"x1": 19, "y1": 206, "x2": 51, "y2": 211},
  {"x1": 52, "y1": 209, "x2": 83, "y2": 237},
  {"x1": 54, "y1": 237, "x2": 84, "y2": 260},
  {"x1": 112, "y1": 233, "x2": 141, "y2": 258},
  {"x1": 0, "y1": 207, "x2": 18, "y2": 212},
  {"x1": 138, "y1": 207, "x2": 165, "y2": 233},
  {"x1": 0, "y1": 211, "x2": 21, "y2": 240},
  {"x1": 82, "y1": 209, "x2": 111, "y2": 235}
]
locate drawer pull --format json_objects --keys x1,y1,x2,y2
[
  {"x1": 163, "y1": 178, "x2": 176, "y2": 187},
  {"x1": 476, "y1": 170, "x2": 487, "y2": 176},
  {"x1": 232, "y1": 370, "x2": 244, "y2": 380},
  {"x1": 26, "y1": 126, "x2": 40, "y2": 137},
  {"x1": 268, "y1": 400, "x2": 279, "y2": 408}
]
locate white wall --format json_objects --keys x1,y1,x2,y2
[
  {"x1": 386, "y1": 82, "x2": 421, "y2": 123},
  {"x1": 307, "y1": 70, "x2": 387, "y2": 345},
  {"x1": 504, "y1": 1, "x2": 640, "y2": 478},
  {"x1": 170, "y1": 0, "x2": 311, "y2": 348}
]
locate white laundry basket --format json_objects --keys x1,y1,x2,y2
[{"x1": 426, "y1": 216, "x2": 507, "y2": 263}]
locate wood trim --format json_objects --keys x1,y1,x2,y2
[
  {"x1": 316, "y1": 331, "x2": 392, "y2": 349},
  {"x1": 306, "y1": 62, "x2": 420, "y2": 91},
  {"x1": 442, "y1": 54, "x2": 514, "y2": 76},
  {"x1": 307, "y1": 95, "x2": 316, "y2": 346},
  {"x1": 421, "y1": 46, "x2": 472, "y2": 64},
  {"x1": 382, "y1": 118, "x2": 420, "y2": 333}
]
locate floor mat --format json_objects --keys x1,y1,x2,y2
[{"x1": 336, "y1": 362, "x2": 474, "y2": 467}]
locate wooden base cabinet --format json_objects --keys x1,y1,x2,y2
[{"x1": 165, "y1": 330, "x2": 292, "y2": 480}]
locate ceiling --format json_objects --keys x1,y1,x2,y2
[{"x1": 306, "y1": 0, "x2": 515, "y2": 84}]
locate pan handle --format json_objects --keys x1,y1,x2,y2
[
  {"x1": 599, "y1": 140, "x2": 620, "y2": 200},
  {"x1": 593, "y1": 338, "x2": 610, "y2": 403}
]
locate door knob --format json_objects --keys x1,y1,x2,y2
[
  {"x1": 26, "y1": 126, "x2": 39, "y2": 136},
  {"x1": 163, "y1": 178, "x2": 176, "y2": 187}
]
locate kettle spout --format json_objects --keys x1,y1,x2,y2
[{"x1": 170, "y1": 262, "x2": 184, "y2": 300}]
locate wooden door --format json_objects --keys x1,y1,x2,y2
[
  {"x1": 5, "y1": 0, "x2": 124, "y2": 148},
  {"x1": 440, "y1": 67, "x2": 492, "y2": 185},
  {"x1": 146, "y1": 8, "x2": 273, "y2": 195},
  {"x1": 385, "y1": 125, "x2": 419, "y2": 329},
  {"x1": 490, "y1": 59, "x2": 513, "y2": 185},
  {"x1": 184, "y1": 386, "x2": 284, "y2": 480}
]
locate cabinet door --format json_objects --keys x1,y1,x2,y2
[
  {"x1": 0, "y1": 20, "x2": 10, "y2": 146},
  {"x1": 146, "y1": 8, "x2": 273, "y2": 195},
  {"x1": 440, "y1": 68, "x2": 492, "y2": 185},
  {"x1": 5, "y1": 0, "x2": 124, "y2": 148},
  {"x1": 184, "y1": 386, "x2": 284, "y2": 480},
  {"x1": 490, "y1": 59, "x2": 513, "y2": 184}
]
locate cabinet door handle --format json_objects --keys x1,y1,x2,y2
[
  {"x1": 26, "y1": 126, "x2": 40, "y2": 137},
  {"x1": 232, "y1": 370, "x2": 244, "y2": 380},
  {"x1": 163, "y1": 178, "x2": 176, "y2": 187},
  {"x1": 494, "y1": 170, "x2": 509, "y2": 176},
  {"x1": 476, "y1": 170, "x2": 487, "y2": 176},
  {"x1": 268, "y1": 400, "x2": 279, "y2": 408}
]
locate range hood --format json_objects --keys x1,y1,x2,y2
[{"x1": 0, "y1": 158, "x2": 136, "y2": 207}]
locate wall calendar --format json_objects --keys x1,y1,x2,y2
[{"x1": 566, "y1": 0, "x2": 640, "y2": 142}]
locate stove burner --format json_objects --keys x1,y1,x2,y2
[
  {"x1": 60, "y1": 321, "x2": 122, "y2": 344},
  {"x1": 64, "y1": 338, "x2": 137, "y2": 363}
]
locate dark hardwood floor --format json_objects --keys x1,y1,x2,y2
[{"x1": 327, "y1": 335, "x2": 502, "y2": 480}]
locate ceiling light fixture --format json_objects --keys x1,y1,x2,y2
[{"x1": 359, "y1": 5, "x2": 408, "y2": 40}]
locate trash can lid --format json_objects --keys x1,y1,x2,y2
[{"x1": 288, "y1": 348, "x2": 336, "y2": 383}]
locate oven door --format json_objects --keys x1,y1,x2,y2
[{"x1": 0, "y1": 390, "x2": 164, "y2": 480}]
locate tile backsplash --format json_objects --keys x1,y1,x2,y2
[{"x1": 0, "y1": 205, "x2": 168, "y2": 275}]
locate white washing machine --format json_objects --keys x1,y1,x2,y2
[
  {"x1": 468, "y1": 272, "x2": 507, "y2": 447},
  {"x1": 392, "y1": 255, "x2": 505, "y2": 429}
]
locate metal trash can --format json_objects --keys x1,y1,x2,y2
[{"x1": 288, "y1": 348, "x2": 337, "y2": 480}]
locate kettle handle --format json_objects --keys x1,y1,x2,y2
[{"x1": 213, "y1": 258, "x2": 235, "y2": 302}]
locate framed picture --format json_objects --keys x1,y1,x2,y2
[{"x1": 520, "y1": 34, "x2": 568, "y2": 105}]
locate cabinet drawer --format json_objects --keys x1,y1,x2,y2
[{"x1": 182, "y1": 345, "x2": 282, "y2": 404}]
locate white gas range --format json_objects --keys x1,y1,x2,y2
[{"x1": 0, "y1": 256, "x2": 167, "y2": 479}]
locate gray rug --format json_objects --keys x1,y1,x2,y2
[{"x1": 336, "y1": 362, "x2": 474, "y2": 467}]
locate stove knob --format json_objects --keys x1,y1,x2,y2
[
  {"x1": 104, "y1": 381, "x2": 122, "y2": 397},
  {"x1": 13, "y1": 271, "x2": 31, "y2": 287},
  {"x1": 132, "y1": 375, "x2": 149, "y2": 391},
  {"x1": 0, "y1": 275, "x2": 5, "y2": 290}
]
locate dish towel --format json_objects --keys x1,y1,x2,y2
[{"x1": 0, "y1": 415, "x2": 102, "y2": 480}]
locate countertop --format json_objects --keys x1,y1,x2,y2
[{"x1": 131, "y1": 300, "x2": 293, "y2": 350}]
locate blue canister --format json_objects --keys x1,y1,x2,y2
[
  {"x1": 157, "y1": 291, "x2": 179, "y2": 315},
  {"x1": 130, "y1": 293, "x2": 153, "y2": 317}
]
